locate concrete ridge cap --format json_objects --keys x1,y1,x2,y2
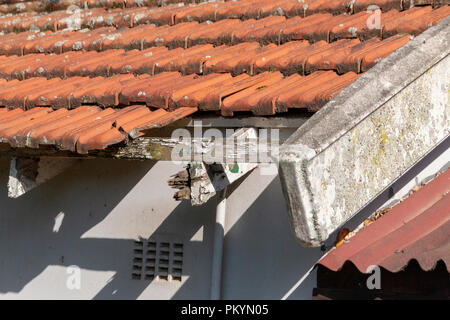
[
  {"x1": 278, "y1": 152, "x2": 320, "y2": 247},
  {"x1": 282, "y1": 15, "x2": 450, "y2": 157}
]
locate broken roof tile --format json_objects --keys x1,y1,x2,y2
[{"x1": 0, "y1": 104, "x2": 198, "y2": 153}]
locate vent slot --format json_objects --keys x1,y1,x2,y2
[{"x1": 132, "y1": 239, "x2": 184, "y2": 282}]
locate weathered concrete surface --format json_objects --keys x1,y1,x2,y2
[{"x1": 279, "y1": 16, "x2": 450, "y2": 247}]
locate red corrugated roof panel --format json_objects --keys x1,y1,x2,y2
[
  {"x1": 0, "y1": 105, "x2": 197, "y2": 153},
  {"x1": 317, "y1": 168, "x2": 450, "y2": 273}
]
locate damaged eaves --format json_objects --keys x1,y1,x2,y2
[
  {"x1": 0, "y1": 111, "x2": 295, "y2": 161},
  {"x1": 0, "y1": 0, "x2": 448, "y2": 249},
  {"x1": 1, "y1": 122, "x2": 285, "y2": 199},
  {"x1": 168, "y1": 128, "x2": 267, "y2": 205}
]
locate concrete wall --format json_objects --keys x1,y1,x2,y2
[
  {"x1": 0, "y1": 157, "x2": 319, "y2": 299},
  {"x1": 279, "y1": 17, "x2": 450, "y2": 247}
]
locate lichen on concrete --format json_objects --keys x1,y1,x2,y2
[{"x1": 307, "y1": 56, "x2": 449, "y2": 242}]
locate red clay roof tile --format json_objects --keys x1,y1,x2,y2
[
  {"x1": 128, "y1": 106, "x2": 198, "y2": 138},
  {"x1": 383, "y1": 4, "x2": 450, "y2": 37},
  {"x1": 0, "y1": 104, "x2": 197, "y2": 153},
  {"x1": 318, "y1": 168, "x2": 450, "y2": 273},
  {"x1": 302, "y1": 0, "x2": 351, "y2": 16},
  {"x1": 0, "y1": 34, "x2": 413, "y2": 79},
  {"x1": 353, "y1": 0, "x2": 403, "y2": 13},
  {"x1": 25, "y1": 106, "x2": 101, "y2": 148},
  {"x1": 360, "y1": 33, "x2": 410, "y2": 71}
]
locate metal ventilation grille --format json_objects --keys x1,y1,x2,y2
[{"x1": 132, "y1": 238, "x2": 183, "y2": 282}]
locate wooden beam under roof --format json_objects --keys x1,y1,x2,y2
[{"x1": 0, "y1": 115, "x2": 289, "y2": 163}]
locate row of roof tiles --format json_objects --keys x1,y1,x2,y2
[
  {"x1": 0, "y1": 71, "x2": 359, "y2": 115},
  {"x1": 0, "y1": 0, "x2": 416, "y2": 32},
  {"x1": 1, "y1": 6, "x2": 447, "y2": 57},
  {"x1": 0, "y1": 0, "x2": 179, "y2": 14},
  {"x1": 0, "y1": 105, "x2": 197, "y2": 153},
  {"x1": 0, "y1": 35, "x2": 410, "y2": 80},
  {"x1": 0, "y1": 0, "x2": 384, "y2": 31}
]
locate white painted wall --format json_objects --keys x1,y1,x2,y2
[{"x1": 0, "y1": 157, "x2": 319, "y2": 300}]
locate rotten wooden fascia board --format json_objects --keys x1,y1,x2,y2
[
  {"x1": 169, "y1": 161, "x2": 259, "y2": 205},
  {"x1": 0, "y1": 131, "x2": 280, "y2": 164},
  {"x1": 168, "y1": 128, "x2": 262, "y2": 205},
  {"x1": 190, "y1": 161, "x2": 258, "y2": 205}
]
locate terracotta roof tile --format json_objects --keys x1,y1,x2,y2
[
  {"x1": 0, "y1": 104, "x2": 197, "y2": 153},
  {"x1": 0, "y1": 0, "x2": 194, "y2": 15},
  {"x1": 383, "y1": 4, "x2": 450, "y2": 37},
  {"x1": 117, "y1": 72, "x2": 178, "y2": 105},
  {"x1": 195, "y1": 73, "x2": 268, "y2": 111},
  {"x1": 353, "y1": 0, "x2": 402, "y2": 13},
  {"x1": 360, "y1": 33, "x2": 411, "y2": 71},
  {"x1": 201, "y1": 42, "x2": 260, "y2": 74},
  {"x1": 303, "y1": 39, "x2": 361, "y2": 74},
  {"x1": 1, "y1": 0, "x2": 448, "y2": 38},
  {"x1": 0, "y1": 2, "x2": 41, "y2": 15},
  {"x1": 302, "y1": 0, "x2": 352, "y2": 16},
  {"x1": 276, "y1": 71, "x2": 360, "y2": 112},
  {"x1": 220, "y1": 71, "x2": 284, "y2": 115}
]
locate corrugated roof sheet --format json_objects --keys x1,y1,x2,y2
[
  {"x1": 0, "y1": 0, "x2": 448, "y2": 153},
  {"x1": 317, "y1": 168, "x2": 450, "y2": 273}
]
